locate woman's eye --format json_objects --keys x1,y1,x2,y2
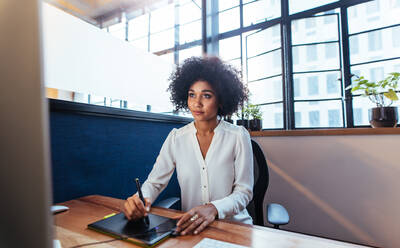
[
  {"x1": 203, "y1": 94, "x2": 212, "y2": 99},
  {"x1": 189, "y1": 93, "x2": 195, "y2": 98}
]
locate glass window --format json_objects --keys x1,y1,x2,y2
[
  {"x1": 349, "y1": 35, "x2": 359, "y2": 54},
  {"x1": 293, "y1": 78, "x2": 300, "y2": 98},
  {"x1": 325, "y1": 43, "x2": 337, "y2": 59},
  {"x1": 149, "y1": 28, "x2": 174, "y2": 52},
  {"x1": 179, "y1": 20, "x2": 202, "y2": 44},
  {"x1": 328, "y1": 109, "x2": 341, "y2": 127},
  {"x1": 260, "y1": 103, "x2": 283, "y2": 129},
  {"x1": 218, "y1": 0, "x2": 239, "y2": 12},
  {"x1": 128, "y1": 14, "x2": 149, "y2": 40},
  {"x1": 292, "y1": 46, "x2": 299, "y2": 64},
  {"x1": 368, "y1": 30, "x2": 382, "y2": 51},
  {"x1": 306, "y1": 46, "x2": 317, "y2": 62},
  {"x1": 309, "y1": 111, "x2": 320, "y2": 127},
  {"x1": 248, "y1": 76, "x2": 283, "y2": 104},
  {"x1": 289, "y1": 0, "x2": 337, "y2": 14},
  {"x1": 292, "y1": 15, "x2": 338, "y2": 45},
  {"x1": 179, "y1": 45, "x2": 202, "y2": 63},
  {"x1": 348, "y1": 0, "x2": 400, "y2": 34},
  {"x1": 307, "y1": 76, "x2": 319, "y2": 95},
  {"x1": 353, "y1": 108, "x2": 363, "y2": 126},
  {"x1": 366, "y1": 0, "x2": 380, "y2": 14},
  {"x1": 219, "y1": 7, "x2": 240, "y2": 33},
  {"x1": 273, "y1": 51, "x2": 281, "y2": 68},
  {"x1": 324, "y1": 11, "x2": 336, "y2": 24},
  {"x1": 295, "y1": 100, "x2": 343, "y2": 128},
  {"x1": 393, "y1": 26, "x2": 400, "y2": 48},
  {"x1": 179, "y1": 1, "x2": 201, "y2": 25},
  {"x1": 326, "y1": 73, "x2": 339, "y2": 94},
  {"x1": 246, "y1": 25, "x2": 281, "y2": 57},
  {"x1": 108, "y1": 22, "x2": 126, "y2": 41},
  {"x1": 247, "y1": 50, "x2": 282, "y2": 81},
  {"x1": 295, "y1": 112, "x2": 302, "y2": 126},
  {"x1": 305, "y1": 18, "x2": 316, "y2": 29},
  {"x1": 243, "y1": 0, "x2": 281, "y2": 27},
  {"x1": 369, "y1": 67, "x2": 384, "y2": 82},
  {"x1": 219, "y1": 36, "x2": 241, "y2": 61},
  {"x1": 159, "y1": 52, "x2": 175, "y2": 64},
  {"x1": 129, "y1": 37, "x2": 148, "y2": 51},
  {"x1": 150, "y1": 3, "x2": 174, "y2": 33}
]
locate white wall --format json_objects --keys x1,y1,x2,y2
[
  {"x1": 254, "y1": 134, "x2": 400, "y2": 248},
  {"x1": 41, "y1": 3, "x2": 174, "y2": 112}
]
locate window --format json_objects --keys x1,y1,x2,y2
[
  {"x1": 307, "y1": 76, "x2": 319, "y2": 95},
  {"x1": 306, "y1": 46, "x2": 317, "y2": 62},
  {"x1": 353, "y1": 108, "x2": 363, "y2": 125},
  {"x1": 289, "y1": 0, "x2": 337, "y2": 14},
  {"x1": 325, "y1": 43, "x2": 336, "y2": 59},
  {"x1": 273, "y1": 80, "x2": 282, "y2": 99},
  {"x1": 293, "y1": 78, "x2": 300, "y2": 98},
  {"x1": 366, "y1": 0, "x2": 380, "y2": 14},
  {"x1": 219, "y1": 7, "x2": 240, "y2": 33},
  {"x1": 305, "y1": 18, "x2": 316, "y2": 29},
  {"x1": 393, "y1": 26, "x2": 400, "y2": 48},
  {"x1": 295, "y1": 112, "x2": 302, "y2": 126},
  {"x1": 326, "y1": 73, "x2": 338, "y2": 94},
  {"x1": 328, "y1": 109, "x2": 341, "y2": 127},
  {"x1": 349, "y1": 36, "x2": 359, "y2": 54},
  {"x1": 368, "y1": 30, "x2": 382, "y2": 51},
  {"x1": 324, "y1": 10, "x2": 335, "y2": 24},
  {"x1": 370, "y1": 67, "x2": 384, "y2": 82},
  {"x1": 274, "y1": 112, "x2": 283, "y2": 127},
  {"x1": 292, "y1": 46, "x2": 299, "y2": 64},
  {"x1": 309, "y1": 111, "x2": 320, "y2": 127}
]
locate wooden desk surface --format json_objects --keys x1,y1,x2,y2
[{"x1": 54, "y1": 195, "x2": 368, "y2": 248}]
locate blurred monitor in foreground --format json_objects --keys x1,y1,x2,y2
[{"x1": 0, "y1": 0, "x2": 53, "y2": 247}]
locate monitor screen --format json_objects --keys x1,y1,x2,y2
[{"x1": 0, "y1": 1, "x2": 53, "y2": 247}]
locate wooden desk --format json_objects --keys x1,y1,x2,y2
[{"x1": 54, "y1": 195, "x2": 368, "y2": 248}]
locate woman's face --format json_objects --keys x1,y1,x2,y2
[{"x1": 187, "y1": 80, "x2": 219, "y2": 122}]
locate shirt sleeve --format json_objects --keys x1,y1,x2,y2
[
  {"x1": 140, "y1": 129, "x2": 177, "y2": 204},
  {"x1": 210, "y1": 127, "x2": 254, "y2": 219}
]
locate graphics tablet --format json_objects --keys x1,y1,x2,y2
[{"x1": 88, "y1": 212, "x2": 177, "y2": 247}]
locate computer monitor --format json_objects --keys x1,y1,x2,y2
[{"x1": 0, "y1": 1, "x2": 53, "y2": 247}]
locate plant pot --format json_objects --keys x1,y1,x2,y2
[
  {"x1": 369, "y1": 107, "x2": 398, "y2": 128},
  {"x1": 236, "y1": 119, "x2": 249, "y2": 129},
  {"x1": 249, "y1": 119, "x2": 262, "y2": 131}
]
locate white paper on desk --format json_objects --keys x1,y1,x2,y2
[{"x1": 193, "y1": 238, "x2": 248, "y2": 248}]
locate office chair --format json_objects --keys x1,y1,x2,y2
[
  {"x1": 155, "y1": 139, "x2": 289, "y2": 229},
  {"x1": 248, "y1": 139, "x2": 289, "y2": 228}
]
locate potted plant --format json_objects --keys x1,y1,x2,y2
[
  {"x1": 248, "y1": 104, "x2": 263, "y2": 131},
  {"x1": 236, "y1": 105, "x2": 250, "y2": 129},
  {"x1": 346, "y1": 72, "x2": 399, "y2": 128}
]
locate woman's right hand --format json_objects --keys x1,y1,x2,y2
[{"x1": 123, "y1": 194, "x2": 151, "y2": 221}]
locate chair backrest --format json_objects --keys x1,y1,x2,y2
[{"x1": 246, "y1": 139, "x2": 269, "y2": 226}]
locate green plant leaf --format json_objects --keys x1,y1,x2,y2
[{"x1": 384, "y1": 89, "x2": 399, "y2": 101}]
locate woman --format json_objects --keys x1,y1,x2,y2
[{"x1": 123, "y1": 56, "x2": 253, "y2": 235}]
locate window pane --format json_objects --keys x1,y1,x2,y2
[
  {"x1": 295, "y1": 100, "x2": 343, "y2": 128},
  {"x1": 348, "y1": 0, "x2": 400, "y2": 34},
  {"x1": 246, "y1": 25, "x2": 281, "y2": 57},
  {"x1": 247, "y1": 50, "x2": 282, "y2": 81},
  {"x1": 393, "y1": 26, "x2": 400, "y2": 48},
  {"x1": 179, "y1": 2, "x2": 201, "y2": 24},
  {"x1": 218, "y1": 0, "x2": 240, "y2": 11},
  {"x1": 150, "y1": 4, "x2": 174, "y2": 33},
  {"x1": 351, "y1": 59, "x2": 400, "y2": 88},
  {"x1": 248, "y1": 76, "x2": 282, "y2": 104},
  {"x1": 350, "y1": 28, "x2": 400, "y2": 65},
  {"x1": 243, "y1": 0, "x2": 281, "y2": 27},
  {"x1": 129, "y1": 37, "x2": 148, "y2": 51},
  {"x1": 293, "y1": 43, "x2": 340, "y2": 72},
  {"x1": 349, "y1": 36, "x2": 359, "y2": 55},
  {"x1": 289, "y1": 0, "x2": 337, "y2": 14},
  {"x1": 219, "y1": 36, "x2": 241, "y2": 61},
  {"x1": 219, "y1": 7, "x2": 240, "y2": 33},
  {"x1": 292, "y1": 15, "x2": 338, "y2": 45},
  {"x1": 260, "y1": 103, "x2": 283, "y2": 129},
  {"x1": 150, "y1": 28, "x2": 174, "y2": 52},
  {"x1": 179, "y1": 45, "x2": 202, "y2": 63},
  {"x1": 325, "y1": 43, "x2": 337, "y2": 59},
  {"x1": 108, "y1": 22, "x2": 126, "y2": 41},
  {"x1": 293, "y1": 71, "x2": 342, "y2": 100},
  {"x1": 128, "y1": 14, "x2": 149, "y2": 40},
  {"x1": 159, "y1": 52, "x2": 175, "y2": 64},
  {"x1": 179, "y1": 20, "x2": 202, "y2": 44},
  {"x1": 227, "y1": 58, "x2": 242, "y2": 71}
]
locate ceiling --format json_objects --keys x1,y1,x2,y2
[{"x1": 46, "y1": 0, "x2": 165, "y2": 27}]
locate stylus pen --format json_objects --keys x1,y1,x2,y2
[{"x1": 135, "y1": 178, "x2": 150, "y2": 225}]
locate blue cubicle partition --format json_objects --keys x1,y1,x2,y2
[{"x1": 49, "y1": 99, "x2": 191, "y2": 205}]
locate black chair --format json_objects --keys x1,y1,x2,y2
[
  {"x1": 247, "y1": 139, "x2": 289, "y2": 228},
  {"x1": 155, "y1": 139, "x2": 290, "y2": 228}
]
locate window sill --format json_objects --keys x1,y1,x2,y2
[{"x1": 250, "y1": 128, "x2": 400, "y2": 137}]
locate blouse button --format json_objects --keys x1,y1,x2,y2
[
  {"x1": 203, "y1": 185, "x2": 207, "y2": 188},
  {"x1": 202, "y1": 167, "x2": 205, "y2": 170}
]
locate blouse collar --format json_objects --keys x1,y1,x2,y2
[{"x1": 190, "y1": 119, "x2": 224, "y2": 134}]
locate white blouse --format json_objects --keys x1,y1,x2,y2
[{"x1": 141, "y1": 120, "x2": 254, "y2": 224}]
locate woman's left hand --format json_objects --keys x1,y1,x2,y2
[{"x1": 175, "y1": 204, "x2": 218, "y2": 235}]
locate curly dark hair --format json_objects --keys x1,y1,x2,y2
[{"x1": 167, "y1": 56, "x2": 248, "y2": 117}]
